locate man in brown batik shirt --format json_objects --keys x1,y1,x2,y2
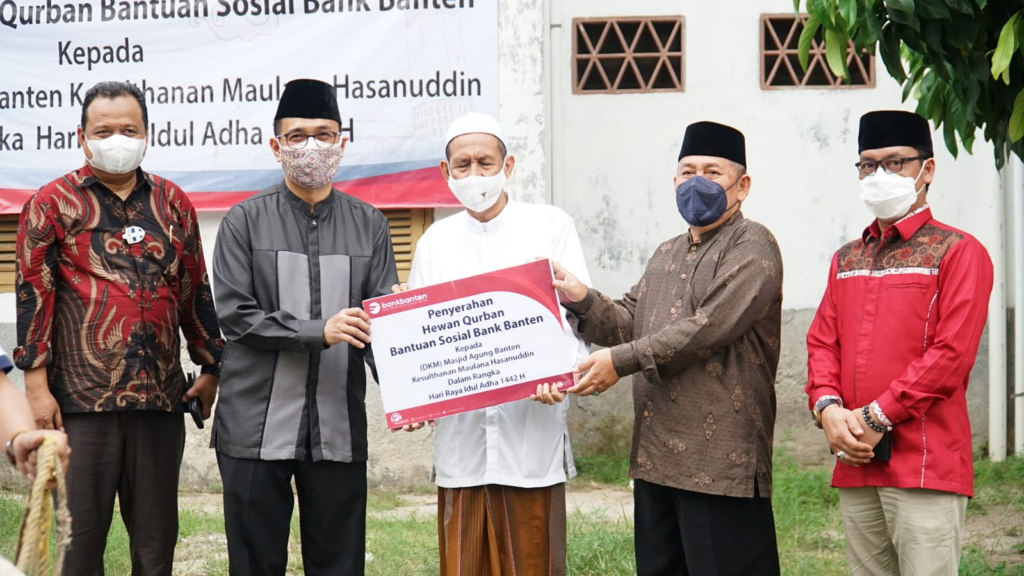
[{"x1": 549, "y1": 121, "x2": 783, "y2": 575}]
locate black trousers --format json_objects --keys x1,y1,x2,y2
[
  {"x1": 634, "y1": 479, "x2": 780, "y2": 576},
  {"x1": 217, "y1": 451, "x2": 367, "y2": 576},
  {"x1": 62, "y1": 412, "x2": 186, "y2": 576}
]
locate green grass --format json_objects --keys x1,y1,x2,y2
[
  {"x1": 0, "y1": 455, "x2": 1021, "y2": 575},
  {"x1": 574, "y1": 453, "x2": 631, "y2": 486},
  {"x1": 772, "y1": 454, "x2": 847, "y2": 574},
  {"x1": 366, "y1": 489, "x2": 407, "y2": 513}
]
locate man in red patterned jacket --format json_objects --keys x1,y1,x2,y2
[
  {"x1": 806, "y1": 110, "x2": 993, "y2": 575},
  {"x1": 15, "y1": 81, "x2": 223, "y2": 576}
]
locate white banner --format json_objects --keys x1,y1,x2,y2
[{"x1": 0, "y1": 0, "x2": 497, "y2": 207}]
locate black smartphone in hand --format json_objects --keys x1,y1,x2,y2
[{"x1": 184, "y1": 373, "x2": 204, "y2": 429}]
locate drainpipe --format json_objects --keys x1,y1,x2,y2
[
  {"x1": 990, "y1": 166, "x2": 1009, "y2": 462},
  {"x1": 1014, "y1": 159, "x2": 1024, "y2": 456}
]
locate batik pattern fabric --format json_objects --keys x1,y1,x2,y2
[
  {"x1": 14, "y1": 165, "x2": 223, "y2": 413},
  {"x1": 279, "y1": 146, "x2": 342, "y2": 190}
]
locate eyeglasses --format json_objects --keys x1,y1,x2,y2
[
  {"x1": 276, "y1": 131, "x2": 341, "y2": 149},
  {"x1": 854, "y1": 156, "x2": 927, "y2": 177}
]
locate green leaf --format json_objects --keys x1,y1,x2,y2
[
  {"x1": 942, "y1": 0, "x2": 974, "y2": 15},
  {"x1": 962, "y1": 126, "x2": 976, "y2": 155},
  {"x1": 947, "y1": 92, "x2": 969, "y2": 136},
  {"x1": 824, "y1": 28, "x2": 851, "y2": 80},
  {"x1": 922, "y1": 19, "x2": 947, "y2": 56},
  {"x1": 1009, "y1": 88, "x2": 1024, "y2": 143},
  {"x1": 798, "y1": 16, "x2": 821, "y2": 72},
  {"x1": 976, "y1": 0, "x2": 987, "y2": 9},
  {"x1": 943, "y1": 119, "x2": 959, "y2": 159},
  {"x1": 879, "y1": 24, "x2": 908, "y2": 83},
  {"x1": 886, "y1": 0, "x2": 915, "y2": 24},
  {"x1": 793, "y1": 0, "x2": 801, "y2": 14},
  {"x1": 942, "y1": 17, "x2": 980, "y2": 51},
  {"x1": 902, "y1": 65, "x2": 925, "y2": 102},
  {"x1": 808, "y1": 0, "x2": 831, "y2": 24},
  {"x1": 856, "y1": 6, "x2": 883, "y2": 49},
  {"x1": 838, "y1": 0, "x2": 857, "y2": 28},
  {"x1": 991, "y1": 11, "x2": 1021, "y2": 83},
  {"x1": 915, "y1": 0, "x2": 950, "y2": 20}
]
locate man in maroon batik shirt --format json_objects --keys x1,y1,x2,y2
[{"x1": 15, "y1": 81, "x2": 223, "y2": 576}]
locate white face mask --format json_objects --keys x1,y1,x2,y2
[
  {"x1": 86, "y1": 135, "x2": 147, "y2": 175},
  {"x1": 858, "y1": 162, "x2": 927, "y2": 220},
  {"x1": 447, "y1": 167, "x2": 507, "y2": 212}
]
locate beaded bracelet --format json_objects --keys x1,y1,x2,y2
[{"x1": 862, "y1": 405, "x2": 891, "y2": 433}]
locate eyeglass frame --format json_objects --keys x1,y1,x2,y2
[
  {"x1": 275, "y1": 130, "x2": 343, "y2": 149},
  {"x1": 854, "y1": 156, "x2": 929, "y2": 177}
]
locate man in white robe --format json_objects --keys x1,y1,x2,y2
[{"x1": 401, "y1": 112, "x2": 591, "y2": 576}]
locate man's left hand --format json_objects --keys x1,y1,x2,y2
[
  {"x1": 568, "y1": 349, "x2": 620, "y2": 396},
  {"x1": 183, "y1": 374, "x2": 219, "y2": 420},
  {"x1": 855, "y1": 408, "x2": 885, "y2": 449}
]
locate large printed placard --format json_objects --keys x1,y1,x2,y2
[
  {"x1": 364, "y1": 260, "x2": 575, "y2": 429},
  {"x1": 0, "y1": 0, "x2": 496, "y2": 212}
]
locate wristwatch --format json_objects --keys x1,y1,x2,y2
[{"x1": 812, "y1": 396, "x2": 844, "y2": 429}]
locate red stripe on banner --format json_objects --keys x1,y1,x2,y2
[
  {"x1": 0, "y1": 190, "x2": 32, "y2": 215},
  {"x1": 384, "y1": 372, "x2": 575, "y2": 429},
  {"x1": 0, "y1": 167, "x2": 460, "y2": 214}
]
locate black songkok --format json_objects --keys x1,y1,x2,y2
[
  {"x1": 275, "y1": 79, "x2": 342, "y2": 124},
  {"x1": 858, "y1": 111, "x2": 932, "y2": 154},
  {"x1": 678, "y1": 121, "x2": 746, "y2": 167}
]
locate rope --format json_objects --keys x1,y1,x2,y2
[{"x1": 13, "y1": 436, "x2": 71, "y2": 576}]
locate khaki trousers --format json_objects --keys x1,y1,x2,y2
[{"x1": 839, "y1": 487, "x2": 967, "y2": 576}]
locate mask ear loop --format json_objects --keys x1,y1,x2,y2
[
  {"x1": 721, "y1": 174, "x2": 745, "y2": 214},
  {"x1": 911, "y1": 159, "x2": 931, "y2": 184}
]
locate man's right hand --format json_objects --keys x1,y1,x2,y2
[
  {"x1": 324, "y1": 308, "x2": 372, "y2": 348},
  {"x1": 25, "y1": 368, "x2": 62, "y2": 431},
  {"x1": 821, "y1": 405, "x2": 874, "y2": 465},
  {"x1": 551, "y1": 261, "x2": 587, "y2": 304}
]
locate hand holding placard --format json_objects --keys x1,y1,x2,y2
[{"x1": 551, "y1": 260, "x2": 588, "y2": 304}]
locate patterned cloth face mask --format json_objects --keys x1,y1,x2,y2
[{"x1": 279, "y1": 138, "x2": 343, "y2": 190}]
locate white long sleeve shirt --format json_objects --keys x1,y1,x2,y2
[{"x1": 408, "y1": 198, "x2": 592, "y2": 489}]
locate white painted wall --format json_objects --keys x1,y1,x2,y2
[{"x1": 549, "y1": 0, "x2": 1003, "y2": 309}]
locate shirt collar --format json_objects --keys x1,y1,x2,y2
[
  {"x1": 280, "y1": 180, "x2": 337, "y2": 216},
  {"x1": 81, "y1": 164, "x2": 150, "y2": 198},
  {"x1": 863, "y1": 204, "x2": 932, "y2": 242},
  {"x1": 687, "y1": 210, "x2": 744, "y2": 246},
  {"x1": 463, "y1": 196, "x2": 515, "y2": 234}
]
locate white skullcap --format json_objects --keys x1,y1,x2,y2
[{"x1": 445, "y1": 112, "x2": 507, "y2": 157}]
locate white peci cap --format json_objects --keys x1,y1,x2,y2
[{"x1": 444, "y1": 112, "x2": 507, "y2": 158}]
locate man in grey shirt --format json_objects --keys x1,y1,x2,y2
[{"x1": 211, "y1": 78, "x2": 398, "y2": 576}]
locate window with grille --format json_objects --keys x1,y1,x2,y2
[
  {"x1": 383, "y1": 209, "x2": 433, "y2": 283},
  {"x1": 761, "y1": 14, "x2": 874, "y2": 89},
  {"x1": 573, "y1": 17, "x2": 684, "y2": 94},
  {"x1": 0, "y1": 215, "x2": 16, "y2": 293}
]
